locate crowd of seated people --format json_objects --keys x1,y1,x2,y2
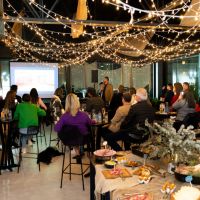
[
  {"x1": 102, "y1": 88, "x2": 155, "y2": 151},
  {"x1": 1, "y1": 78, "x2": 200, "y2": 160},
  {"x1": 160, "y1": 82, "x2": 200, "y2": 130}
]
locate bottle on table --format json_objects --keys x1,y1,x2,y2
[
  {"x1": 97, "y1": 111, "x2": 102, "y2": 123},
  {"x1": 165, "y1": 102, "x2": 169, "y2": 113}
]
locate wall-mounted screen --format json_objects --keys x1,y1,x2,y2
[{"x1": 10, "y1": 62, "x2": 58, "y2": 98}]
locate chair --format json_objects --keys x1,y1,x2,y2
[
  {"x1": 183, "y1": 112, "x2": 200, "y2": 129},
  {"x1": 58, "y1": 125, "x2": 90, "y2": 190},
  {"x1": 18, "y1": 126, "x2": 40, "y2": 172},
  {"x1": 174, "y1": 112, "x2": 200, "y2": 131},
  {"x1": 124, "y1": 125, "x2": 150, "y2": 149},
  {"x1": 49, "y1": 122, "x2": 60, "y2": 147}
]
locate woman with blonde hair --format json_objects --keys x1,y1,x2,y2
[
  {"x1": 54, "y1": 93, "x2": 94, "y2": 158},
  {"x1": 3, "y1": 90, "x2": 16, "y2": 117}
]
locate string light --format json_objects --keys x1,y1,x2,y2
[{"x1": 2, "y1": 0, "x2": 200, "y2": 67}]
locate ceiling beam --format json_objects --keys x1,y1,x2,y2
[
  {"x1": 3, "y1": 16, "x2": 198, "y2": 30},
  {"x1": 45, "y1": 0, "x2": 60, "y2": 18},
  {"x1": 23, "y1": 0, "x2": 40, "y2": 18}
]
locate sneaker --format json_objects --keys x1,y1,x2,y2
[
  {"x1": 28, "y1": 140, "x2": 33, "y2": 146},
  {"x1": 22, "y1": 147, "x2": 27, "y2": 154}
]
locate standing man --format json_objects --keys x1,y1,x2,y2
[{"x1": 102, "y1": 76, "x2": 113, "y2": 107}]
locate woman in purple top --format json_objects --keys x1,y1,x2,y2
[{"x1": 54, "y1": 93, "x2": 93, "y2": 156}]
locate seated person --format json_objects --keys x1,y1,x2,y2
[
  {"x1": 30, "y1": 88, "x2": 47, "y2": 110},
  {"x1": 14, "y1": 94, "x2": 46, "y2": 153},
  {"x1": 102, "y1": 88, "x2": 155, "y2": 151},
  {"x1": 85, "y1": 87, "x2": 104, "y2": 113},
  {"x1": 171, "y1": 82, "x2": 183, "y2": 106},
  {"x1": 108, "y1": 85, "x2": 124, "y2": 120},
  {"x1": 50, "y1": 87, "x2": 65, "y2": 124},
  {"x1": 3, "y1": 90, "x2": 16, "y2": 118},
  {"x1": 104, "y1": 92, "x2": 131, "y2": 133},
  {"x1": 54, "y1": 93, "x2": 94, "y2": 158},
  {"x1": 172, "y1": 91, "x2": 195, "y2": 130},
  {"x1": 10, "y1": 84, "x2": 22, "y2": 104},
  {"x1": 165, "y1": 83, "x2": 174, "y2": 106}
]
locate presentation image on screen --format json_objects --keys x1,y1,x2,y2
[{"x1": 10, "y1": 62, "x2": 58, "y2": 98}]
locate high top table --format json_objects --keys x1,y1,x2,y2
[{"x1": 0, "y1": 119, "x2": 18, "y2": 173}]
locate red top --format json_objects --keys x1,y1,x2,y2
[
  {"x1": 171, "y1": 94, "x2": 179, "y2": 105},
  {"x1": 195, "y1": 104, "x2": 200, "y2": 112}
]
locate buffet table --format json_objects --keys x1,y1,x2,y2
[{"x1": 94, "y1": 152, "x2": 184, "y2": 200}]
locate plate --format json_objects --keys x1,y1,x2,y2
[
  {"x1": 124, "y1": 160, "x2": 142, "y2": 168},
  {"x1": 104, "y1": 160, "x2": 116, "y2": 169},
  {"x1": 115, "y1": 151, "x2": 126, "y2": 156},
  {"x1": 94, "y1": 149, "x2": 116, "y2": 157},
  {"x1": 120, "y1": 192, "x2": 153, "y2": 200}
]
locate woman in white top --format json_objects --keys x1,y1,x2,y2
[{"x1": 30, "y1": 88, "x2": 47, "y2": 110}]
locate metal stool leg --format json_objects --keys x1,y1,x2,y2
[
  {"x1": 17, "y1": 134, "x2": 22, "y2": 173},
  {"x1": 42, "y1": 123, "x2": 47, "y2": 146},
  {"x1": 36, "y1": 135, "x2": 40, "y2": 171},
  {"x1": 49, "y1": 123, "x2": 53, "y2": 146},
  {"x1": 80, "y1": 158, "x2": 85, "y2": 190},
  {"x1": 60, "y1": 145, "x2": 66, "y2": 188},
  {"x1": 69, "y1": 146, "x2": 72, "y2": 180}
]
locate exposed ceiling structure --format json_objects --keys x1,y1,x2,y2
[{"x1": 0, "y1": 0, "x2": 200, "y2": 67}]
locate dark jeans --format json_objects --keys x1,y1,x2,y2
[
  {"x1": 101, "y1": 128, "x2": 131, "y2": 151},
  {"x1": 101, "y1": 127, "x2": 149, "y2": 151},
  {"x1": 173, "y1": 120, "x2": 183, "y2": 131}
]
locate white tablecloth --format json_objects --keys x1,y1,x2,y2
[{"x1": 94, "y1": 153, "x2": 182, "y2": 200}]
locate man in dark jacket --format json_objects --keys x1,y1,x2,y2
[{"x1": 102, "y1": 88, "x2": 155, "y2": 151}]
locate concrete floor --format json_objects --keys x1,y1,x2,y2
[{"x1": 0, "y1": 126, "x2": 90, "y2": 200}]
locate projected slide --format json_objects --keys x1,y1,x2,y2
[{"x1": 10, "y1": 62, "x2": 58, "y2": 98}]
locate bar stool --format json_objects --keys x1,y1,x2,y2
[
  {"x1": 49, "y1": 122, "x2": 60, "y2": 147},
  {"x1": 58, "y1": 125, "x2": 90, "y2": 190},
  {"x1": 18, "y1": 126, "x2": 40, "y2": 172},
  {"x1": 37, "y1": 117, "x2": 47, "y2": 145}
]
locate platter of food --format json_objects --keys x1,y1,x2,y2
[
  {"x1": 124, "y1": 160, "x2": 142, "y2": 168},
  {"x1": 94, "y1": 149, "x2": 116, "y2": 157},
  {"x1": 175, "y1": 165, "x2": 200, "y2": 184},
  {"x1": 121, "y1": 192, "x2": 153, "y2": 200}
]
